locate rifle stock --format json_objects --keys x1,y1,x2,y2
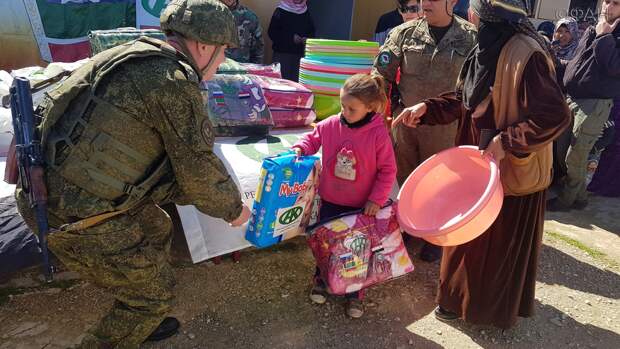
[{"x1": 9, "y1": 77, "x2": 53, "y2": 282}]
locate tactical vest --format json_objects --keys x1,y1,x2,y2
[{"x1": 37, "y1": 37, "x2": 199, "y2": 211}]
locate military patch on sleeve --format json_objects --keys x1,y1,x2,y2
[
  {"x1": 201, "y1": 119, "x2": 215, "y2": 148},
  {"x1": 378, "y1": 52, "x2": 392, "y2": 66}
]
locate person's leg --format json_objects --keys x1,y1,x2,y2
[
  {"x1": 318, "y1": 200, "x2": 360, "y2": 222},
  {"x1": 344, "y1": 289, "x2": 365, "y2": 318},
  {"x1": 291, "y1": 54, "x2": 302, "y2": 82},
  {"x1": 273, "y1": 52, "x2": 298, "y2": 82},
  {"x1": 50, "y1": 204, "x2": 176, "y2": 348},
  {"x1": 309, "y1": 265, "x2": 328, "y2": 304},
  {"x1": 554, "y1": 99, "x2": 613, "y2": 209},
  {"x1": 414, "y1": 122, "x2": 458, "y2": 262},
  {"x1": 552, "y1": 123, "x2": 574, "y2": 185},
  {"x1": 392, "y1": 122, "x2": 421, "y2": 185}
]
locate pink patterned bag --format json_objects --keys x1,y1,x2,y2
[{"x1": 307, "y1": 203, "x2": 414, "y2": 295}]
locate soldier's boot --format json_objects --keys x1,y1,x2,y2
[
  {"x1": 145, "y1": 317, "x2": 180, "y2": 342},
  {"x1": 84, "y1": 300, "x2": 172, "y2": 348}
]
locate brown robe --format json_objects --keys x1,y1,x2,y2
[{"x1": 422, "y1": 52, "x2": 571, "y2": 329}]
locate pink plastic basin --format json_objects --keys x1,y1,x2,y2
[{"x1": 397, "y1": 146, "x2": 504, "y2": 246}]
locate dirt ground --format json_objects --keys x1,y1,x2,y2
[{"x1": 1, "y1": 195, "x2": 619, "y2": 349}]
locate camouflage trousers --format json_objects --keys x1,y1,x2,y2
[
  {"x1": 392, "y1": 120, "x2": 458, "y2": 185},
  {"x1": 16, "y1": 194, "x2": 175, "y2": 349},
  {"x1": 557, "y1": 98, "x2": 614, "y2": 206}
]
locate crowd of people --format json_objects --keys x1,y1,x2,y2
[{"x1": 13, "y1": 0, "x2": 619, "y2": 347}]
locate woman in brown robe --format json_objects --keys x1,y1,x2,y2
[{"x1": 393, "y1": 0, "x2": 571, "y2": 329}]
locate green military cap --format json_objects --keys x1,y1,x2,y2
[{"x1": 160, "y1": 0, "x2": 240, "y2": 48}]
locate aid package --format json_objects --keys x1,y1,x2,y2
[{"x1": 246, "y1": 152, "x2": 320, "y2": 248}]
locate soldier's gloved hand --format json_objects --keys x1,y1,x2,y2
[
  {"x1": 392, "y1": 102, "x2": 427, "y2": 129},
  {"x1": 230, "y1": 205, "x2": 251, "y2": 227}
]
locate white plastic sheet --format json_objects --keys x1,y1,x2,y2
[{"x1": 177, "y1": 128, "x2": 318, "y2": 263}]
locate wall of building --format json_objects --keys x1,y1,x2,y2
[
  {"x1": 309, "y1": 0, "x2": 354, "y2": 41},
  {"x1": 239, "y1": 0, "x2": 280, "y2": 63},
  {"x1": 0, "y1": 1, "x2": 46, "y2": 71},
  {"x1": 350, "y1": 0, "x2": 397, "y2": 41},
  {"x1": 241, "y1": 0, "x2": 355, "y2": 63}
]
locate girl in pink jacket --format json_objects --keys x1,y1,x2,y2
[{"x1": 293, "y1": 73, "x2": 397, "y2": 318}]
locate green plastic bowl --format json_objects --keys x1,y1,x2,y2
[{"x1": 314, "y1": 94, "x2": 341, "y2": 120}]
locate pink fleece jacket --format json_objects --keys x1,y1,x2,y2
[{"x1": 293, "y1": 113, "x2": 397, "y2": 208}]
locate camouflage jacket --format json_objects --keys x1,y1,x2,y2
[
  {"x1": 372, "y1": 16, "x2": 477, "y2": 108},
  {"x1": 30, "y1": 49, "x2": 243, "y2": 224},
  {"x1": 225, "y1": 5, "x2": 264, "y2": 64}
]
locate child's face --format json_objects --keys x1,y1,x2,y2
[{"x1": 340, "y1": 93, "x2": 373, "y2": 124}]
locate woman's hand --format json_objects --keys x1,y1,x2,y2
[
  {"x1": 364, "y1": 201, "x2": 380, "y2": 216},
  {"x1": 293, "y1": 147, "x2": 303, "y2": 157},
  {"x1": 482, "y1": 135, "x2": 505, "y2": 162},
  {"x1": 293, "y1": 34, "x2": 306, "y2": 44},
  {"x1": 392, "y1": 103, "x2": 427, "y2": 129}
]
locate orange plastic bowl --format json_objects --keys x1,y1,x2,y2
[{"x1": 397, "y1": 146, "x2": 504, "y2": 246}]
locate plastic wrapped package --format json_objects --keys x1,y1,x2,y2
[
  {"x1": 250, "y1": 75, "x2": 314, "y2": 109},
  {"x1": 89, "y1": 28, "x2": 166, "y2": 55},
  {"x1": 201, "y1": 74, "x2": 273, "y2": 137},
  {"x1": 246, "y1": 152, "x2": 320, "y2": 248},
  {"x1": 269, "y1": 107, "x2": 316, "y2": 128}
]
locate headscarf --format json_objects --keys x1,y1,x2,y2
[
  {"x1": 278, "y1": 0, "x2": 308, "y2": 14},
  {"x1": 553, "y1": 17, "x2": 579, "y2": 60},
  {"x1": 537, "y1": 20, "x2": 555, "y2": 40},
  {"x1": 219, "y1": 0, "x2": 238, "y2": 10},
  {"x1": 461, "y1": 0, "x2": 550, "y2": 110}
]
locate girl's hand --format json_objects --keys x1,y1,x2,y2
[
  {"x1": 364, "y1": 201, "x2": 380, "y2": 216},
  {"x1": 293, "y1": 34, "x2": 304, "y2": 44},
  {"x1": 392, "y1": 103, "x2": 427, "y2": 129},
  {"x1": 482, "y1": 135, "x2": 505, "y2": 162},
  {"x1": 292, "y1": 147, "x2": 302, "y2": 157},
  {"x1": 229, "y1": 204, "x2": 251, "y2": 227}
]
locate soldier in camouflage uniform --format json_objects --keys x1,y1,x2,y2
[
  {"x1": 16, "y1": 0, "x2": 251, "y2": 348},
  {"x1": 372, "y1": 0, "x2": 477, "y2": 262},
  {"x1": 219, "y1": 0, "x2": 265, "y2": 63}
]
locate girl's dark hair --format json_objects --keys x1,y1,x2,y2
[{"x1": 342, "y1": 73, "x2": 387, "y2": 113}]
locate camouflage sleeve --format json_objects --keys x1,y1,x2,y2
[
  {"x1": 372, "y1": 27, "x2": 403, "y2": 94},
  {"x1": 251, "y1": 19, "x2": 265, "y2": 64},
  {"x1": 138, "y1": 62, "x2": 242, "y2": 222}
]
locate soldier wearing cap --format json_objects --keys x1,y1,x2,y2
[
  {"x1": 219, "y1": 0, "x2": 265, "y2": 63},
  {"x1": 372, "y1": 0, "x2": 477, "y2": 262},
  {"x1": 15, "y1": 0, "x2": 250, "y2": 347}
]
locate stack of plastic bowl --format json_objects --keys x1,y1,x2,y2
[
  {"x1": 397, "y1": 146, "x2": 504, "y2": 246},
  {"x1": 300, "y1": 39, "x2": 379, "y2": 120}
]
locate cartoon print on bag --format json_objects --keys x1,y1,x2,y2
[{"x1": 340, "y1": 231, "x2": 369, "y2": 278}]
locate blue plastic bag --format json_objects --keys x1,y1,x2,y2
[{"x1": 246, "y1": 152, "x2": 320, "y2": 248}]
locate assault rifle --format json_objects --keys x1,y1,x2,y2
[{"x1": 9, "y1": 77, "x2": 53, "y2": 282}]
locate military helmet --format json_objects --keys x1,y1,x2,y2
[{"x1": 160, "y1": 0, "x2": 239, "y2": 48}]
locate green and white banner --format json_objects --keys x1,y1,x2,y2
[
  {"x1": 23, "y1": 0, "x2": 135, "y2": 62},
  {"x1": 137, "y1": 0, "x2": 169, "y2": 29}
]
